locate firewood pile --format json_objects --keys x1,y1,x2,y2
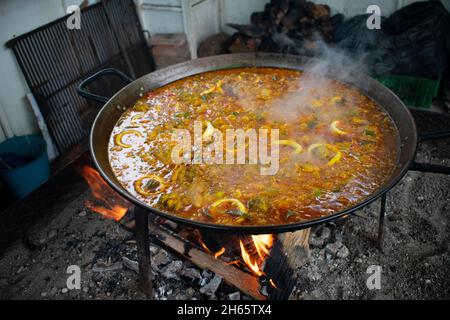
[
  {"x1": 198, "y1": 0, "x2": 344, "y2": 57},
  {"x1": 227, "y1": 0, "x2": 343, "y2": 55}
]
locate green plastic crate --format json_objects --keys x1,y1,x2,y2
[{"x1": 372, "y1": 74, "x2": 441, "y2": 109}]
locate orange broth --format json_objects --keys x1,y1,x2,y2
[{"x1": 108, "y1": 67, "x2": 399, "y2": 226}]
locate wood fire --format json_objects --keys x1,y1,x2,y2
[
  {"x1": 240, "y1": 235, "x2": 274, "y2": 277},
  {"x1": 78, "y1": 165, "x2": 130, "y2": 221}
]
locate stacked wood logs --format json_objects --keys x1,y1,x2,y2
[{"x1": 217, "y1": 0, "x2": 344, "y2": 56}]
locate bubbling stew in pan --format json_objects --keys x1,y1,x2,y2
[{"x1": 108, "y1": 68, "x2": 399, "y2": 226}]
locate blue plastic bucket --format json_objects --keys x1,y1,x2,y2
[{"x1": 0, "y1": 135, "x2": 50, "y2": 199}]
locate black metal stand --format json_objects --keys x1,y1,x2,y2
[
  {"x1": 410, "y1": 161, "x2": 450, "y2": 175},
  {"x1": 377, "y1": 194, "x2": 387, "y2": 250},
  {"x1": 377, "y1": 129, "x2": 450, "y2": 250},
  {"x1": 134, "y1": 206, "x2": 153, "y2": 298}
]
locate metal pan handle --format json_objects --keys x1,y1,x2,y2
[
  {"x1": 77, "y1": 68, "x2": 133, "y2": 104},
  {"x1": 410, "y1": 129, "x2": 450, "y2": 174}
]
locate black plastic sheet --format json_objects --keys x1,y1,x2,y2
[{"x1": 334, "y1": 1, "x2": 449, "y2": 79}]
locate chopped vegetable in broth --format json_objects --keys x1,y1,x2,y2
[{"x1": 108, "y1": 67, "x2": 399, "y2": 226}]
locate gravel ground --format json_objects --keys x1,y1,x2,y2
[
  {"x1": 294, "y1": 131, "x2": 450, "y2": 300},
  {"x1": 0, "y1": 113, "x2": 449, "y2": 300}
]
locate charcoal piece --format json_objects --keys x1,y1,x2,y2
[
  {"x1": 282, "y1": 8, "x2": 301, "y2": 30},
  {"x1": 291, "y1": 0, "x2": 309, "y2": 17},
  {"x1": 269, "y1": 6, "x2": 285, "y2": 26},
  {"x1": 309, "y1": 4, "x2": 330, "y2": 21}
]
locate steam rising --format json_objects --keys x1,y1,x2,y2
[{"x1": 266, "y1": 37, "x2": 371, "y2": 124}]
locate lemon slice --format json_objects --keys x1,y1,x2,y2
[
  {"x1": 215, "y1": 80, "x2": 224, "y2": 94},
  {"x1": 274, "y1": 140, "x2": 303, "y2": 154},
  {"x1": 114, "y1": 130, "x2": 142, "y2": 148},
  {"x1": 202, "y1": 121, "x2": 216, "y2": 140},
  {"x1": 200, "y1": 86, "x2": 216, "y2": 96},
  {"x1": 307, "y1": 143, "x2": 342, "y2": 166},
  {"x1": 211, "y1": 198, "x2": 247, "y2": 213},
  {"x1": 200, "y1": 80, "x2": 224, "y2": 96},
  {"x1": 330, "y1": 96, "x2": 343, "y2": 104},
  {"x1": 330, "y1": 120, "x2": 347, "y2": 135},
  {"x1": 311, "y1": 99, "x2": 323, "y2": 107},
  {"x1": 327, "y1": 150, "x2": 342, "y2": 166},
  {"x1": 130, "y1": 114, "x2": 144, "y2": 126},
  {"x1": 134, "y1": 175, "x2": 165, "y2": 197}
]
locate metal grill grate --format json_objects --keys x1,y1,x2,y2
[{"x1": 7, "y1": 0, "x2": 154, "y2": 154}]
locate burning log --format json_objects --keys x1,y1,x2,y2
[
  {"x1": 263, "y1": 229, "x2": 311, "y2": 299},
  {"x1": 78, "y1": 165, "x2": 310, "y2": 300},
  {"x1": 178, "y1": 228, "x2": 309, "y2": 300},
  {"x1": 146, "y1": 221, "x2": 267, "y2": 300}
]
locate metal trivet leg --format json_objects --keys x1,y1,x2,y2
[
  {"x1": 377, "y1": 193, "x2": 387, "y2": 250},
  {"x1": 134, "y1": 206, "x2": 153, "y2": 298}
]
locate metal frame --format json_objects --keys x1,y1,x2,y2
[
  {"x1": 377, "y1": 130, "x2": 450, "y2": 249},
  {"x1": 134, "y1": 206, "x2": 153, "y2": 297},
  {"x1": 377, "y1": 194, "x2": 387, "y2": 250}
]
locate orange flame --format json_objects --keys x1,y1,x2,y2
[
  {"x1": 78, "y1": 165, "x2": 130, "y2": 221},
  {"x1": 240, "y1": 240, "x2": 263, "y2": 276},
  {"x1": 269, "y1": 278, "x2": 278, "y2": 289},
  {"x1": 239, "y1": 234, "x2": 274, "y2": 276},
  {"x1": 198, "y1": 237, "x2": 226, "y2": 259},
  {"x1": 214, "y1": 247, "x2": 226, "y2": 259},
  {"x1": 252, "y1": 235, "x2": 273, "y2": 257},
  {"x1": 199, "y1": 239, "x2": 211, "y2": 253}
]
